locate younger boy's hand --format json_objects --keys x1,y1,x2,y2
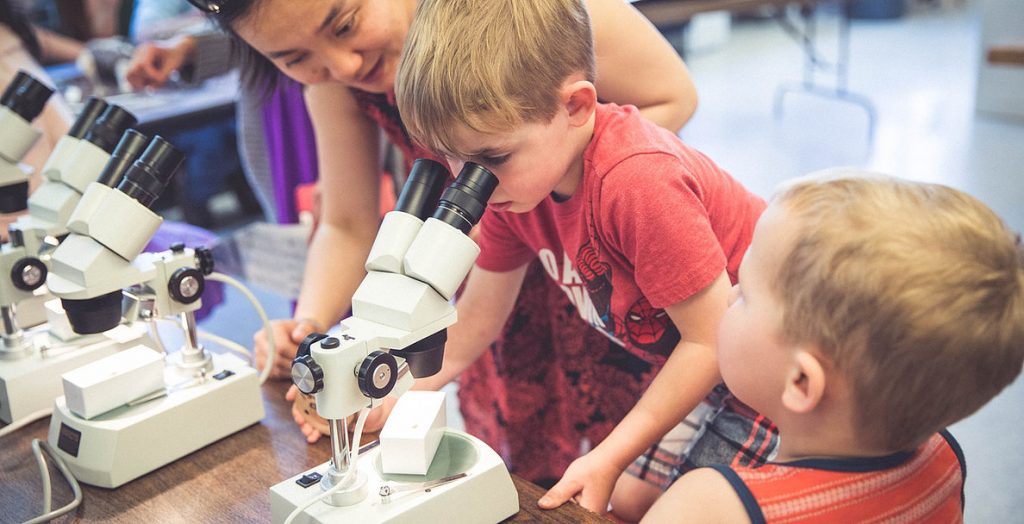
[
  {"x1": 286, "y1": 385, "x2": 329, "y2": 444},
  {"x1": 538, "y1": 451, "x2": 622, "y2": 514}
]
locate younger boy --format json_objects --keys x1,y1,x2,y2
[
  {"x1": 393, "y1": 0, "x2": 773, "y2": 518},
  {"x1": 643, "y1": 172, "x2": 1024, "y2": 523}
]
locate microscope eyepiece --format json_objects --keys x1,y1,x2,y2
[
  {"x1": 67, "y1": 97, "x2": 109, "y2": 139},
  {"x1": 115, "y1": 136, "x2": 184, "y2": 208},
  {"x1": 96, "y1": 130, "x2": 149, "y2": 187},
  {"x1": 84, "y1": 105, "x2": 138, "y2": 154},
  {"x1": 395, "y1": 159, "x2": 448, "y2": 220},
  {"x1": 432, "y1": 162, "x2": 499, "y2": 234},
  {"x1": 0, "y1": 71, "x2": 53, "y2": 122}
]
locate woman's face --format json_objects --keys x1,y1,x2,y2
[{"x1": 233, "y1": 0, "x2": 416, "y2": 92}]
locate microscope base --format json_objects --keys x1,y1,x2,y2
[
  {"x1": 46, "y1": 352, "x2": 264, "y2": 488},
  {"x1": 0, "y1": 323, "x2": 151, "y2": 424},
  {"x1": 270, "y1": 429, "x2": 519, "y2": 524}
]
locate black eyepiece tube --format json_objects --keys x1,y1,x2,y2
[
  {"x1": 67, "y1": 98, "x2": 109, "y2": 139},
  {"x1": 84, "y1": 105, "x2": 138, "y2": 154},
  {"x1": 432, "y1": 162, "x2": 498, "y2": 234},
  {"x1": 0, "y1": 71, "x2": 27, "y2": 106},
  {"x1": 395, "y1": 159, "x2": 448, "y2": 220},
  {"x1": 115, "y1": 136, "x2": 184, "y2": 208},
  {"x1": 1, "y1": 71, "x2": 53, "y2": 122},
  {"x1": 96, "y1": 130, "x2": 149, "y2": 187}
]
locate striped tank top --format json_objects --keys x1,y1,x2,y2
[{"x1": 711, "y1": 430, "x2": 965, "y2": 523}]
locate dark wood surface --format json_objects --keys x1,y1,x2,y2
[
  {"x1": 987, "y1": 43, "x2": 1024, "y2": 67},
  {"x1": 0, "y1": 380, "x2": 611, "y2": 523},
  {"x1": 632, "y1": 0, "x2": 819, "y2": 27}
]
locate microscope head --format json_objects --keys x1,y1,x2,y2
[
  {"x1": 0, "y1": 71, "x2": 53, "y2": 213},
  {"x1": 56, "y1": 136, "x2": 184, "y2": 334}
]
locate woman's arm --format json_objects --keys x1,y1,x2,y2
[
  {"x1": 587, "y1": 0, "x2": 698, "y2": 132},
  {"x1": 254, "y1": 82, "x2": 383, "y2": 378},
  {"x1": 296, "y1": 82, "x2": 383, "y2": 331}
]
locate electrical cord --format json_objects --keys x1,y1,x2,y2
[
  {"x1": 206, "y1": 272, "x2": 276, "y2": 385},
  {"x1": 0, "y1": 408, "x2": 52, "y2": 439},
  {"x1": 283, "y1": 407, "x2": 372, "y2": 524},
  {"x1": 21, "y1": 439, "x2": 82, "y2": 524}
]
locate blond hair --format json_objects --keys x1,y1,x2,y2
[
  {"x1": 772, "y1": 171, "x2": 1024, "y2": 451},
  {"x1": 396, "y1": 0, "x2": 595, "y2": 157}
]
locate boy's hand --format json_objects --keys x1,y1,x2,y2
[
  {"x1": 285, "y1": 385, "x2": 399, "y2": 443},
  {"x1": 538, "y1": 451, "x2": 622, "y2": 514},
  {"x1": 286, "y1": 385, "x2": 329, "y2": 443}
]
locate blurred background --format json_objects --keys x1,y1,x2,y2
[{"x1": 4, "y1": 0, "x2": 1021, "y2": 520}]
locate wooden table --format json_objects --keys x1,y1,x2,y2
[
  {"x1": 987, "y1": 43, "x2": 1024, "y2": 67},
  {"x1": 0, "y1": 381, "x2": 610, "y2": 523}
]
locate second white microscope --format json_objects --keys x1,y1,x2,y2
[{"x1": 271, "y1": 159, "x2": 519, "y2": 523}]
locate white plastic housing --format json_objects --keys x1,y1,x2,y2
[
  {"x1": 40, "y1": 135, "x2": 81, "y2": 181},
  {"x1": 364, "y1": 211, "x2": 424, "y2": 274},
  {"x1": 380, "y1": 391, "x2": 447, "y2": 475},
  {"x1": 26, "y1": 181, "x2": 80, "y2": 231},
  {"x1": 62, "y1": 344, "x2": 164, "y2": 419},
  {"x1": 58, "y1": 140, "x2": 110, "y2": 193},
  {"x1": 0, "y1": 107, "x2": 41, "y2": 163},
  {"x1": 66, "y1": 183, "x2": 162, "y2": 261},
  {"x1": 403, "y1": 218, "x2": 480, "y2": 300},
  {"x1": 351, "y1": 272, "x2": 453, "y2": 332}
]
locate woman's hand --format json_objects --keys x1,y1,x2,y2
[
  {"x1": 125, "y1": 36, "x2": 196, "y2": 90},
  {"x1": 254, "y1": 318, "x2": 323, "y2": 380}
]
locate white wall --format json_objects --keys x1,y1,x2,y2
[{"x1": 976, "y1": 0, "x2": 1024, "y2": 119}]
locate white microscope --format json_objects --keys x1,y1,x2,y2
[
  {"x1": 0, "y1": 93, "x2": 154, "y2": 425},
  {"x1": 44, "y1": 136, "x2": 264, "y2": 488},
  {"x1": 270, "y1": 159, "x2": 519, "y2": 524}
]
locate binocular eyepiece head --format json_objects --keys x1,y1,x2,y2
[{"x1": 1, "y1": 71, "x2": 53, "y2": 122}]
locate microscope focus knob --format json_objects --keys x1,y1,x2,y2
[
  {"x1": 168, "y1": 267, "x2": 205, "y2": 304},
  {"x1": 11, "y1": 258, "x2": 47, "y2": 291},
  {"x1": 357, "y1": 350, "x2": 398, "y2": 399},
  {"x1": 292, "y1": 354, "x2": 324, "y2": 395}
]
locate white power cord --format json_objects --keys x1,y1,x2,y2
[
  {"x1": 22, "y1": 439, "x2": 82, "y2": 524},
  {"x1": 0, "y1": 408, "x2": 52, "y2": 439},
  {"x1": 206, "y1": 272, "x2": 276, "y2": 385},
  {"x1": 283, "y1": 407, "x2": 372, "y2": 524},
  {"x1": 197, "y1": 331, "x2": 251, "y2": 361}
]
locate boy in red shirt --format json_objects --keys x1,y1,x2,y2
[
  {"x1": 643, "y1": 172, "x2": 1024, "y2": 523},
  {"x1": 390, "y1": 0, "x2": 772, "y2": 518}
]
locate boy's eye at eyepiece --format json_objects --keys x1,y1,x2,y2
[{"x1": 433, "y1": 162, "x2": 499, "y2": 234}]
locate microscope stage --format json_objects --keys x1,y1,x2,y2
[
  {"x1": 0, "y1": 322, "x2": 150, "y2": 423},
  {"x1": 46, "y1": 351, "x2": 264, "y2": 488},
  {"x1": 271, "y1": 429, "x2": 519, "y2": 523}
]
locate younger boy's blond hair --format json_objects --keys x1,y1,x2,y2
[
  {"x1": 773, "y1": 172, "x2": 1024, "y2": 452},
  {"x1": 396, "y1": 0, "x2": 595, "y2": 157}
]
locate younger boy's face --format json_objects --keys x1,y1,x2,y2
[
  {"x1": 717, "y1": 202, "x2": 795, "y2": 417},
  {"x1": 443, "y1": 112, "x2": 585, "y2": 214}
]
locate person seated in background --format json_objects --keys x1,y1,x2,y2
[{"x1": 642, "y1": 172, "x2": 1024, "y2": 523}]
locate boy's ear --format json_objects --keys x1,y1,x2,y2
[
  {"x1": 781, "y1": 349, "x2": 826, "y2": 414},
  {"x1": 563, "y1": 80, "x2": 597, "y2": 127}
]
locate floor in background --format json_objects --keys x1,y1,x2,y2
[{"x1": 199, "y1": 3, "x2": 1023, "y2": 520}]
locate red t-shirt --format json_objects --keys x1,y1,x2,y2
[{"x1": 476, "y1": 103, "x2": 765, "y2": 364}]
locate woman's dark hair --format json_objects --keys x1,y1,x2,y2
[
  {"x1": 0, "y1": 0, "x2": 42, "y2": 60},
  {"x1": 198, "y1": 1, "x2": 282, "y2": 98}
]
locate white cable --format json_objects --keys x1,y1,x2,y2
[
  {"x1": 198, "y1": 330, "x2": 251, "y2": 360},
  {"x1": 23, "y1": 439, "x2": 82, "y2": 524},
  {"x1": 207, "y1": 272, "x2": 276, "y2": 385},
  {"x1": 283, "y1": 408, "x2": 372, "y2": 524},
  {"x1": 0, "y1": 408, "x2": 52, "y2": 439},
  {"x1": 146, "y1": 317, "x2": 169, "y2": 355}
]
